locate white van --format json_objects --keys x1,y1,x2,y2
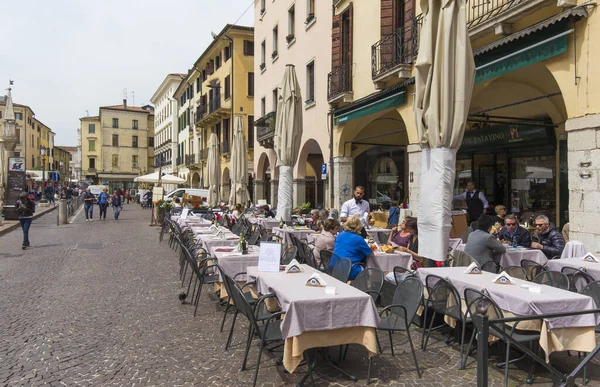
[
  {"x1": 164, "y1": 188, "x2": 208, "y2": 202},
  {"x1": 88, "y1": 185, "x2": 107, "y2": 196}
]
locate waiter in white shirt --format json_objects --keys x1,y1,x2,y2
[{"x1": 340, "y1": 185, "x2": 370, "y2": 222}]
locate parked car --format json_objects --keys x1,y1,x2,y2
[
  {"x1": 164, "y1": 188, "x2": 208, "y2": 202},
  {"x1": 88, "y1": 185, "x2": 107, "y2": 197}
]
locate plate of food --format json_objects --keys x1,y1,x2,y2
[{"x1": 380, "y1": 245, "x2": 398, "y2": 254}]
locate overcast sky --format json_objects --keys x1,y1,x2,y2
[{"x1": 0, "y1": 0, "x2": 254, "y2": 146}]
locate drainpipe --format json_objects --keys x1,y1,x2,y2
[{"x1": 328, "y1": 109, "x2": 334, "y2": 209}]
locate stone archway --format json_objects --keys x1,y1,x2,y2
[
  {"x1": 294, "y1": 139, "x2": 325, "y2": 208},
  {"x1": 191, "y1": 172, "x2": 200, "y2": 188}
]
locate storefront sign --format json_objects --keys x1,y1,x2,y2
[
  {"x1": 460, "y1": 124, "x2": 552, "y2": 153},
  {"x1": 475, "y1": 34, "x2": 567, "y2": 83},
  {"x1": 8, "y1": 157, "x2": 25, "y2": 171}
]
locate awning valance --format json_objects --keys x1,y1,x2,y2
[{"x1": 334, "y1": 90, "x2": 406, "y2": 125}]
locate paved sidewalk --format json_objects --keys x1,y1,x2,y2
[
  {"x1": 0, "y1": 205, "x2": 594, "y2": 386},
  {"x1": 0, "y1": 204, "x2": 57, "y2": 237}
]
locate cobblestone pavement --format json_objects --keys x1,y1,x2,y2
[{"x1": 0, "y1": 204, "x2": 597, "y2": 386}]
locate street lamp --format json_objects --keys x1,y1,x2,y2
[
  {"x1": 40, "y1": 146, "x2": 47, "y2": 203},
  {"x1": 60, "y1": 161, "x2": 64, "y2": 185}
]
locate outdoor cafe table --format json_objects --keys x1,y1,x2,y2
[
  {"x1": 546, "y1": 258, "x2": 600, "y2": 280},
  {"x1": 416, "y1": 266, "x2": 598, "y2": 361},
  {"x1": 272, "y1": 227, "x2": 316, "y2": 244},
  {"x1": 367, "y1": 250, "x2": 413, "y2": 273},
  {"x1": 195, "y1": 233, "x2": 240, "y2": 252},
  {"x1": 246, "y1": 216, "x2": 280, "y2": 231},
  {"x1": 246, "y1": 264, "x2": 380, "y2": 373},
  {"x1": 211, "y1": 245, "x2": 260, "y2": 282},
  {"x1": 455, "y1": 244, "x2": 548, "y2": 268}
]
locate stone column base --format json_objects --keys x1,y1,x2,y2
[{"x1": 333, "y1": 157, "x2": 354, "y2": 209}]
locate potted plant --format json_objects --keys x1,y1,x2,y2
[
  {"x1": 305, "y1": 12, "x2": 315, "y2": 23},
  {"x1": 286, "y1": 34, "x2": 295, "y2": 43},
  {"x1": 271, "y1": 50, "x2": 278, "y2": 59},
  {"x1": 259, "y1": 62, "x2": 266, "y2": 71}
]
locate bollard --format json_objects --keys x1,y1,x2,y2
[{"x1": 58, "y1": 199, "x2": 67, "y2": 224}]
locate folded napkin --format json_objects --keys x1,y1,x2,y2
[
  {"x1": 583, "y1": 253, "x2": 599, "y2": 263},
  {"x1": 305, "y1": 272, "x2": 327, "y2": 287},
  {"x1": 226, "y1": 236, "x2": 239, "y2": 240},
  {"x1": 285, "y1": 259, "x2": 302, "y2": 273},
  {"x1": 493, "y1": 271, "x2": 516, "y2": 285},
  {"x1": 215, "y1": 247, "x2": 234, "y2": 252},
  {"x1": 464, "y1": 262, "x2": 482, "y2": 274}
]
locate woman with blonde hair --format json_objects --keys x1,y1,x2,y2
[{"x1": 330, "y1": 215, "x2": 373, "y2": 279}]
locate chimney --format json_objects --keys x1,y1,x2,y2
[{"x1": 123, "y1": 99, "x2": 127, "y2": 109}]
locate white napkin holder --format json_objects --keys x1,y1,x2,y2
[
  {"x1": 213, "y1": 229, "x2": 224, "y2": 237},
  {"x1": 285, "y1": 259, "x2": 302, "y2": 273},
  {"x1": 305, "y1": 272, "x2": 327, "y2": 287},
  {"x1": 209, "y1": 224, "x2": 218, "y2": 231},
  {"x1": 493, "y1": 271, "x2": 516, "y2": 285},
  {"x1": 464, "y1": 262, "x2": 482, "y2": 274},
  {"x1": 583, "y1": 253, "x2": 599, "y2": 263}
]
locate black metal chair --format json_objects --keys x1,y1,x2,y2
[
  {"x1": 532, "y1": 270, "x2": 570, "y2": 290},
  {"x1": 319, "y1": 250, "x2": 334, "y2": 273},
  {"x1": 463, "y1": 288, "x2": 539, "y2": 386},
  {"x1": 581, "y1": 281, "x2": 600, "y2": 385},
  {"x1": 377, "y1": 231, "x2": 391, "y2": 244},
  {"x1": 280, "y1": 245, "x2": 298, "y2": 265},
  {"x1": 481, "y1": 261, "x2": 500, "y2": 274},
  {"x1": 372, "y1": 276, "x2": 423, "y2": 382},
  {"x1": 331, "y1": 258, "x2": 352, "y2": 283},
  {"x1": 352, "y1": 267, "x2": 384, "y2": 303},
  {"x1": 224, "y1": 275, "x2": 284, "y2": 387},
  {"x1": 520, "y1": 259, "x2": 546, "y2": 281},
  {"x1": 422, "y1": 275, "x2": 469, "y2": 370},
  {"x1": 502, "y1": 265, "x2": 527, "y2": 280},
  {"x1": 301, "y1": 244, "x2": 318, "y2": 269},
  {"x1": 561, "y1": 267, "x2": 596, "y2": 293},
  {"x1": 393, "y1": 266, "x2": 416, "y2": 285}
]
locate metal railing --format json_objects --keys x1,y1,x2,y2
[
  {"x1": 196, "y1": 105, "x2": 207, "y2": 122},
  {"x1": 221, "y1": 141, "x2": 230, "y2": 154},
  {"x1": 209, "y1": 93, "x2": 222, "y2": 114},
  {"x1": 66, "y1": 194, "x2": 84, "y2": 220},
  {"x1": 371, "y1": 16, "x2": 422, "y2": 79},
  {"x1": 467, "y1": 0, "x2": 521, "y2": 29},
  {"x1": 327, "y1": 63, "x2": 352, "y2": 100},
  {"x1": 185, "y1": 154, "x2": 196, "y2": 166}
]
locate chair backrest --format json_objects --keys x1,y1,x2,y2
[
  {"x1": 463, "y1": 288, "x2": 503, "y2": 324},
  {"x1": 302, "y1": 244, "x2": 318, "y2": 269},
  {"x1": 319, "y1": 250, "x2": 334, "y2": 272},
  {"x1": 532, "y1": 270, "x2": 570, "y2": 290},
  {"x1": 449, "y1": 250, "x2": 475, "y2": 267},
  {"x1": 377, "y1": 231, "x2": 390, "y2": 244},
  {"x1": 353, "y1": 267, "x2": 384, "y2": 301},
  {"x1": 332, "y1": 258, "x2": 352, "y2": 283},
  {"x1": 392, "y1": 266, "x2": 415, "y2": 285},
  {"x1": 425, "y1": 274, "x2": 463, "y2": 320},
  {"x1": 561, "y1": 267, "x2": 596, "y2": 293},
  {"x1": 520, "y1": 259, "x2": 546, "y2": 281},
  {"x1": 390, "y1": 276, "x2": 424, "y2": 324},
  {"x1": 261, "y1": 233, "x2": 278, "y2": 242},
  {"x1": 481, "y1": 261, "x2": 500, "y2": 274},
  {"x1": 503, "y1": 266, "x2": 527, "y2": 280},
  {"x1": 280, "y1": 245, "x2": 298, "y2": 265},
  {"x1": 582, "y1": 280, "x2": 600, "y2": 304},
  {"x1": 247, "y1": 230, "x2": 261, "y2": 246},
  {"x1": 223, "y1": 274, "x2": 260, "y2": 332}
]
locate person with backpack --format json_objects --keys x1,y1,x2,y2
[
  {"x1": 15, "y1": 192, "x2": 35, "y2": 249},
  {"x1": 82, "y1": 187, "x2": 96, "y2": 221},
  {"x1": 97, "y1": 188, "x2": 110, "y2": 220},
  {"x1": 111, "y1": 190, "x2": 123, "y2": 220}
]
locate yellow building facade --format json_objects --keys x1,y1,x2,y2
[
  {"x1": 0, "y1": 99, "x2": 37, "y2": 169},
  {"x1": 328, "y1": 0, "x2": 600, "y2": 250},
  {"x1": 175, "y1": 24, "x2": 255, "y2": 199},
  {"x1": 53, "y1": 146, "x2": 71, "y2": 183},
  {"x1": 79, "y1": 101, "x2": 155, "y2": 190}
]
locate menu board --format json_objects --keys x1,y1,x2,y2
[{"x1": 4, "y1": 170, "x2": 27, "y2": 220}]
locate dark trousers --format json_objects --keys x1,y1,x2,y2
[
  {"x1": 84, "y1": 203, "x2": 94, "y2": 219},
  {"x1": 99, "y1": 203, "x2": 108, "y2": 219},
  {"x1": 19, "y1": 218, "x2": 32, "y2": 244}
]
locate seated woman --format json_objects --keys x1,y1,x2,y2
[
  {"x1": 330, "y1": 215, "x2": 373, "y2": 280},
  {"x1": 173, "y1": 197, "x2": 182, "y2": 208},
  {"x1": 387, "y1": 216, "x2": 412, "y2": 247},
  {"x1": 231, "y1": 203, "x2": 243, "y2": 219},
  {"x1": 262, "y1": 204, "x2": 275, "y2": 218},
  {"x1": 309, "y1": 209, "x2": 321, "y2": 231},
  {"x1": 464, "y1": 214, "x2": 506, "y2": 267},
  {"x1": 313, "y1": 219, "x2": 339, "y2": 267},
  {"x1": 399, "y1": 217, "x2": 442, "y2": 268}
]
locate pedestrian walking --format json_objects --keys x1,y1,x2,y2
[
  {"x1": 82, "y1": 187, "x2": 95, "y2": 221},
  {"x1": 15, "y1": 192, "x2": 35, "y2": 249},
  {"x1": 111, "y1": 190, "x2": 123, "y2": 220},
  {"x1": 98, "y1": 188, "x2": 110, "y2": 220}
]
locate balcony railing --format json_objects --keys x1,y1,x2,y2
[
  {"x1": 254, "y1": 111, "x2": 276, "y2": 149},
  {"x1": 87, "y1": 168, "x2": 96, "y2": 172},
  {"x1": 196, "y1": 105, "x2": 207, "y2": 123},
  {"x1": 195, "y1": 93, "x2": 231, "y2": 126},
  {"x1": 209, "y1": 93, "x2": 222, "y2": 114},
  {"x1": 467, "y1": 0, "x2": 522, "y2": 28},
  {"x1": 185, "y1": 154, "x2": 196, "y2": 166},
  {"x1": 327, "y1": 63, "x2": 352, "y2": 101},
  {"x1": 371, "y1": 16, "x2": 422, "y2": 79},
  {"x1": 176, "y1": 156, "x2": 183, "y2": 166},
  {"x1": 221, "y1": 141, "x2": 230, "y2": 154}
]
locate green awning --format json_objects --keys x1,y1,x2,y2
[{"x1": 335, "y1": 90, "x2": 406, "y2": 125}]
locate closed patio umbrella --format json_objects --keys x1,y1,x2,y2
[
  {"x1": 207, "y1": 132, "x2": 221, "y2": 207},
  {"x1": 229, "y1": 116, "x2": 248, "y2": 206},
  {"x1": 274, "y1": 65, "x2": 303, "y2": 222},
  {"x1": 414, "y1": 0, "x2": 475, "y2": 261}
]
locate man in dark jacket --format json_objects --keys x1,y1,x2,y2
[
  {"x1": 15, "y1": 192, "x2": 35, "y2": 249},
  {"x1": 499, "y1": 214, "x2": 532, "y2": 247},
  {"x1": 531, "y1": 214, "x2": 565, "y2": 258}
]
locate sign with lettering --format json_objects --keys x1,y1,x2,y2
[
  {"x1": 475, "y1": 33, "x2": 567, "y2": 84},
  {"x1": 8, "y1": 157, "x2": 25, "y2": 171},
  {"x1": 460, "y1": 124, "x2": 553, "y2": 153}
]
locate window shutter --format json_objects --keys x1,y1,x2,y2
[
  {"x1": 331, "y1": 12, "x2": 342, "y2": 70},
  {"x1": 381, "y1": 0, "x2": 394, "y2": 36},
  {"x1": 347, "y1": 2, "x2": 353, "y2": 71}
]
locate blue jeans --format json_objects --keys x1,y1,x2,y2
[
  {"x1": 113, "y1": 205, "x2": 121, "y2": 219},
  {"x1": 99, "y1": 203, "x2": 108, "y2": 219},
  {"x1": 84, "y1": 202, "x2": 94, "y2": 219},
  {"x1": 19, "y1": 218, "x2": 32, "y2": 244}
]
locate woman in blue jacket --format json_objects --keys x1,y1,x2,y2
[
  {"x1": 330, "y1": 214, "x2": 374, "y2": 280},
  {"x1": 97, "y1": 188, "x2": 110, "y2": 220}
]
